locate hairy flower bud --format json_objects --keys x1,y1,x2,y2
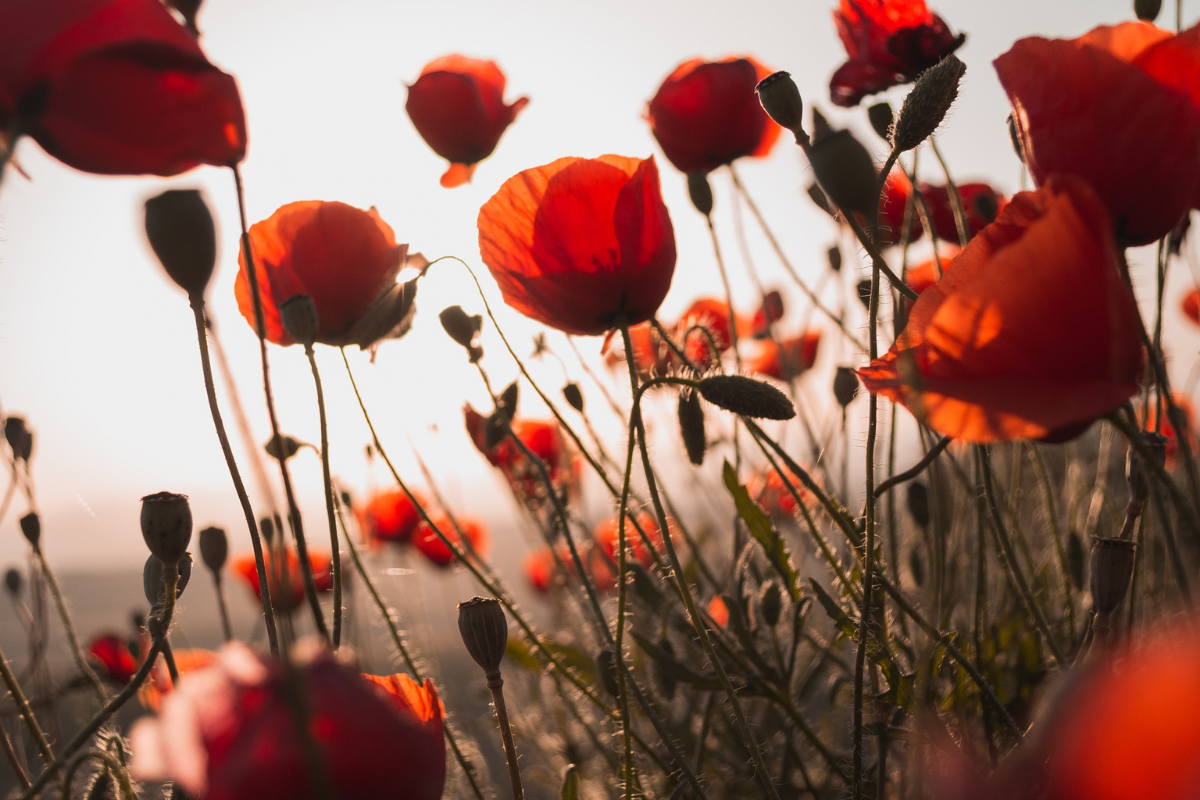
[
  {"x1": 198, "y1": 526, "x2": 228, "y2": 573},
  {"x1": 562, "y1": 383, "x2": 584, "y2": 413},
  {"x1": 280, "y1": 294, "x2": 320, "y2": 348},
  {"x1": 891, "y1": 56, "x2": 966, "y2": 153},
  {"x1": 868, "y1": 102, "x2": 894, "y2": 140},
  {"x1": 140, "y1": 492, "x2": 192, "y2": 566},
  {"x1": 458, "y1": 596, "x2": 508, "y2": 675},
  {"x1": 4, "y1": 567, "x2": 21, "y2": 597},
  {"x1": 759, "y1": 580, "x2": 782, "y2": 627},
  {"x1": 144, "y1": 189, "x2": 217, "y2": 299},
  {"x1": 807, "y1": 129, "x2": 878, "y2": 216},
  {"x1": 687, "y1": 170, "x2": 714, "y2": 216},
  {"x1": 1089, "y1": 537, "x2": 1136, "y2": 616},
  {"x1": 906, "y1": 481, "x2": 930, "y2": 528},
  {"x1": 755, "y1": 71, "x2": 805, "y2": 140},
  {"x1": 4, "y1": 416, "x2": 33, "y2": 462},
  {"x1": 678, "y1": 389, "x2": 707, "y2": 466},
  {"x1": 1135, "y1": 0, "x2": 1162, "y2": 21},
  {"x1": 19, "y1": 512, "x2": 40, "y2": 548},
  {"x1": 833, "y1": 367, "x2": 859, "y2": 408},
  {"x1": 439, "y1": 305, "x2": 484, "y2": 362},
  {"x1": 143, "y1": 553, "x2": 192, "y2": 607},
  {"x1": 698, "y1": 375, "x2": 795, "y2": 420}
]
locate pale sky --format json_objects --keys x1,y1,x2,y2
[{"x1": 1, "y1": 0, "x2": 1195, "y2": 575}]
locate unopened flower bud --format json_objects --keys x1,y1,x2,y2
[
  {"x1": 19, "y1": 512, "x2": 40, "y2": 548},
  {"x1": 140, "y1": 492, "x2": 192, "y2": 566},
  {"x1": 759, "y1": 580, "x2": 782, "y2": 627},
  {"x1": 906, "y1": 481, "x2": 930, "y2": 528},
  {"x1": 678, "y1": 389, "x2": 707, "y2": 466},
  {"x1": 562, "y1": 383, "x2": 584, "y2": 413},
  {"x1": 4, "y1": 417, "x2": 33, "y2": 462},
  {"x1": 698, "y1": 375, "x2": 795, "y2": 421},
  {"x1": 4, "y1": 567, "x2": 21, "y2": 597},
  {"x1": 458, "y1": 596, "x2": 508, "y2": 675},
  {"x1": 439, "y1": 305, "x2": 484, "y2": 363},
  {"x1": 1135, "y1": 0, "x2": 1162, "y2": 21},
  {"x1": 856, "y1": 279, "x2": 873, "y2": 309},
  {"x1": 280, "y1": 294, "x2": 320, "y2": 347},
  {"x1": 143, "y1": 552, "x2": 193, "y2": 607},
  {"x1": 596, "y1": 649, "x2": 620, "y2": 698},
  {"x1": 808, "y1": 129, "x2": 878, "y2": 216},
  {"x1": 260, "y1": 516, "x2": 276, "y2": 545},
  {"x1": 891, "y1": 55, "x2": 966, "y2": 153},
  {"x1": 1089, "y1": 536, "x2": 1136, "y2": 615},
  {"x1": 827, "y1": 245, "x2": 842, "y2": 272},
  {"x1": 1126, "y1": 431, "x2": 1168, "y2": 510},
  {"x1": 264, "y1": 434, "x2": 304, "y2": 462},
  {"x1": 755, "y1": 71, "x2": 805, "y2": 140},
  {"x1": 144, "y1": 189, "x2": 217, "y2": 299},
  {"x1": 833, "y1": 367, "x2": 859, "y2": 408},
  {"x1": 199, "y1": 526, "x2": 228, "y2": 573},
  {"x1": 868, "y1": 102, "x2": 894, "y2": 140},
  {"x1": 687, "y1": 171, "x2": 714, "y2": 216}
]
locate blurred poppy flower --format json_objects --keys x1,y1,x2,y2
[
  {"x1": 139, "y1": 648, "x2": 218, "y2": 711},
  {"x1": 235, "y1": 201, "x2": 418, "y2": 348},
  {"x1": 87, "y1": 633, "x2": 137, "y2": 685},
  {"x1": 605, "y1": 321, "x2": 670, "y2": 378},
  {"x1": 131, "y1": 642, "x2": 445, "y2": 800},
  {"x1": 750, "y1": 466, "x2": 815, "y2": 517},
  {"x1": 877, "y1": 171, "x2": 923, "y2": 247},
  {"x1": 830, "y1": 0, "x2": 966, "y2": 107},
  {"x1": 996, "y1": 22, "x2": 1200, "y2": 246},
  {"x1": 412, "y1": 514, "x2": 488, "y2": 568},
  {"x1": 406, "y1": 55, "x2": 528, "y2": 188},
  {"x1": 705, "y1": 596, "x2": 729, "y2": 628},
  {"x1": 478, "y1": 155, "x2": 676, "y2": 336},
  {"x1": 675, "y1": 298, "x2": 738, "y2": 369},
  {"x1": 746, "y1": 331, "x2": 822, "y2": 381},
  {"x1": 359, "y1": 488, "x2": 427, "y2": 545},
  {"x1": 921, "y1": 182, "x2": 1005, "y2": 243},
  {"x1": 858, "y1": 176, "x2": 1143, "y2": 442},
  {"x1": 232, "y1": 549, "x2": 333, "y2": 612},
  {"x1": 465, "y1": 407, "x2": 578, "y2": 504},
  {"x1": 593, "y1": 512, "x2": 673, "y2": 569},
  {"x1": 646, "y1": 57, "x2": 780, "y2": 174},
  {"x1": 524, "y1": 548, "x2": 556, "y2": 594},
  {"x1": 904, "y1": 249, "x2": 959, "y2": 296},
  {"x1": 0, "y1": 0, "x2": 246, "y2": 175},
  {"x1": 750, "y1": 291, "x2": 785, "y2": 339},
  {"x1": 1183, "y1": 287, "x2": 1200, "y2": 325}
]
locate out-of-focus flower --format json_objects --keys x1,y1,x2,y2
[
  {"x1": 921, "y1": 182, "x2": 1005, "y2": 243},
  {"x1": 605, "y1": 321, "x2": 670, "y2": 378},
  {"x1": 406, "y1": 55, "x2": 528, "y2": 188},
  {"x1": 749, "y1": 291, "x2": 785, "y2": 339},
  {"x1": 593, "y1": 512, "x2": 673, "y2": 569},
  {"x1": 359, "y1": 488, "x2": 427, "y2": 545},
  {"x1": 131, "y1": 642, "x2": 445, "y2": 800},
  {"x1": 235, "y1": 201, "x2": 417, "y2": 348},
  {"x1": 904, "y1": 249, "x2": 959, "y2": 296},
  {"x1": 412, "y1": 514, "x2": 488, "y2": 568},
  {"x1": 750, "y1": 466, "x2": 815, "y2": 517},
  {"x1": 140, "y1": 648, "x2": 218, "y2": 711},
  {"x1": 1183, "y1": 287, "x2": 1200, "y2": 325},
  {"x1": 478, "y1": 155, "x2": 676, "y2": 336},
  {"x1": 646, "y1": 57, "x2": 780, "y2": 174},
  {"x1": 0, "y1": 0, "x2": 246, "y2": 175},
  {"x1": 746, "y1": 331, "x2": 822, "y2": 381},
  {"x1": 87, "y1": 633, "x2": 137, "y2": 685},
  {"x1": 706, "y1": 596, "x2": 729, "y2": 628},
  {"x1": 830, "y1": 0, "x2": 966, "y2": 107},
  {"x1": 858, "y1": 176, "x2": 1143, "y2": 442},
  {"x1": 232, "y1": 549, "x2": 333, "y2": 612},
  {"x1": 675, "y1": 298, "x2": 738, "y2": 369},
  {"x1": 996, "y1": 21, "x2": 1200, "y2": 246},
  {"x1": 877, "y1": 171, "x2": 924, "y2": 247},
  {"x1": 1141, "y1": 393, "x2": 1196, "y2": 465},
  {"x1": 524, "y1": 548, "x2": 556, "y2": 594},
  {"x1": 465, "y1": 407, "x2": 578, "y2": 503}
]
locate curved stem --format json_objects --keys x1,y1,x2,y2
[
  {"x1": 874, "y1": 436, "x2": 952, "y2": 497},
  {"x1": 305, "y1": 346, "x2": 343, "y2": 648}
]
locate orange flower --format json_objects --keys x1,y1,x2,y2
[
  {"x1": 996, "y1": 22, "x2": 1200, "y2": 245},
  {"x1": 858, "y1": 176, "x2": 1143, "y2": 443},
  {"x1": 232, "y1": 549, "x2": 333, "y2": 612},
  {"x1": 646, "y1": 57, "x2": 780, "y2": 174},
  {"x1": 478, "y1": 155, "x2": 676, "y2": 336},
  {"x1": 405, "y1": 55, "x2": 528, "y2": 188},
  {"x1": 412, "y1": 514, "x2": 488, "y2": 568},
  {"x1": 746, "y1": 331, "x2": 822, "y2": 381},
  {"x1": 524, "y1": 548, "x2": 556, "y2": 594},
  {"x1": 706, "y1": 596, "x2": 729, "y2": 628},
  {"x1": 359, "y1": 488, "x2": 427, "y2": 545},
  {"x1": 234, "y1": 201, "x2": 410, "y2": 347},
  {"x1": 465, "y1": 407, "x2": 578, "y2": 503},
  {"x1": 1183, "y1": 287, "x2": 1200, "y2": 325},
  {"x1": 139, "y1": 648, "x2": 218, "y2": 711}
]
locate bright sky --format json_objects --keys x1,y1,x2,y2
[{"x1": 1, "y1": 0, "x2": 1195, "y2": 575}]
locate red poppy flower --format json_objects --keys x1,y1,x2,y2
[
  {"x1": 706, "y1": 596, "x2": 729, "y2": 628},
  {"x1": 87, "y1": 633, "x2": 138, "y2": 685},
  {"x1": 0, "y1": 0, "x2": 246, "y2": 175},
  {"x1": 674, "y1": 298, "x2": 738, "y2": 369},
  {"x1": 593, "y1": 512, "x2": 673, "y2": 569},
  {"x1": 646, "y1": 57, "x2": 780, "y2": 174},
  {"x1": 524, "y1": 548, "x2": 556, "y2": 594},
  {"x1": 858, "y1": 176, "x2": 1143, "y2": 443},
  {"x1": 232, "y1": 549, "x2": 333, "y2": 612},
  {"x1": 412, "y1": 514, "x2": 488, "y2": 568},
  {"x1": 464, "y1": 407, "x2": 577, "y2": 502},
  {"x1": 130, "y1": 643, "x2": 445, "y2": 800},
  {"x1": 358, "y1": 488, "x2": 427, "y2": 545},
  {"x1": 920, "y1": 182, "x2": 1005, "y2": 243},
  {"x1": 746, "y1": 331, "x2": 822, "y2": 381},
  {"x1": 406, "y1": 55, "x2": 528, "y2": 188},
  {"x1": 904, "y1": 249, "x2": 959, "y2": 296},
  {"x1": 996, "y1": 22, "x2": 1200, "y2": 246},
  {"x1": 478, "y1": 155, "x2": 677, "y2": 336},
  {"x1": 830, "y1": 0, "x2": 965, "y2": 107},
  {"x1": 1183, "y1": 288, "x2": 1200, "y2": 325},
  {"x1": 234, "y1": 201, "x2": 411, "y2": 347},
  {"x1": 877, "y1": 171, "x2": 924, "y2": 247},
  {"x1": 605, "y1": 321, "x2": 671, "y2": 378},
  {"x1": 749, "y1": 466, "x2": 815, "y2": 517}
]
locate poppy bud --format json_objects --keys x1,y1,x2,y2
[
  {"x1": 856, "y1": 279, "x2": 873, "y2": 309},
  {"x1": 807, "y1": 129, "x2": 878, "y2": 216},
  {"x1": 759, "y1": 580, "x2": 782, "y2": 627},
  {"x1": 1126, "y1": 431, "x2": 1168, "y2": 511},
  {"x1": 833, "y1": 367, "x2": 859, "y2": 408},
  {"x1": 143, "y1": 553, "x2": 192, "y2": 607},
  {"x1": 755, "y1": 71, "x2": 805, "y2": 140},
  {"x1": 264, "y1": 434, "x2": 304, "y2": 462},
  {"x1": 596, "y1": 649, "x2": 620, "y2": 698},
  {"x1": 19, "y1": 512, "x2": 40, "y2": 548},
  {"x1": 457, "y1": 596, "x2": 508, "y2": 675},
  {"x1": 678, "y1": 390, "x2": 707, "y2": 466},
  {"x1": 1135, "y1": 0, "x2": 1162, "y2": 21},
  {"x1": 1089, "y1": 537, "x2": 1136, "y2": 616},
  {"x1": 909, "y1": 548, "x2": 925, "y2": 587},
  {"x1": 698, "y1": 375, "x2": 795, "y2": 421},
  {"x1": 891, "y1": 56, "x2": 966, "y2": 154},
  {"x1": 827, "y1": 245, "x2": 843, "y2": 272},
  {"x1": 687, "y1": 171, "x2": 714, "y2": 216},
  {"x1": 4, "y1": 567, "x2": 21, "y2": 597},
  {"x1": 906, "y1": 481, "x2": 930, "y2": 528},
  {"x1": 4, "y1": 417, "x2": 33, "y2": 462},
  {"x1": 279, "y1": 294, "x2": 320, "y2": 348},
  {"x1": 260, "y1": 516, "x2": 276, "y2": 545},
  {"x1": 144, "y1": 189, "x2": 217, "y2": 300},
  {"x1": 198, "y1": 526, "x2": 228, "y2": 574},
  {"x1": 654, "y1": 637, "x2": 678, "y2": 700},
  {"x1": 562, "y1": 383, "x2": 584, "y2": 413},
  {"x1": 1006, "y1": 114, "x2": 1025, "y2": 164},
  {"x1": 439, "y1": 305, "x2": 484, "y2": 362},
  {"x1": 1067, "y1": 530, "x2": 1085, "y2": 590},
  {"x1": 868, "y1": 102, "x2": 894, "y2": 140},
  {"x1": 140, "y1": 492, "x2": 192, "y2": 566},
  {"x1": 807, "y1": 183, "x2": 834, "y2": 216}
]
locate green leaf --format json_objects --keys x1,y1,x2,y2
[
  {"x1": 561, "y1": 765, "x2": 581, "y2": 800},
  {"x1": 723, "y1": 460, "x2": 801, "y2": 602},
  {"x1": 809, "y1": 580, "x2": 857, "y2": 639}
]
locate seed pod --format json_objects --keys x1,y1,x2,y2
[
  {"x1": 279, "y1": 294, "x2": 320, "y2": 347},
  {"x1": 457, "y1": 596, "x2": 508, "y2": 675},
  {"x1": 1006, "y1": 114, "x2": 1025, "y2": 163},
  {"x1": 198, "y1": 526, "x2": 228, "y2": 573},
  {"x1": 678, "y1": 390, "x2": 707, "y2": 466},
  {"x1": 833, "y1": 367, "x2": 859, "y2": 408},
  {"x1": 655, "y1": 637, "x2": 678, "y2": 700},
  {"x1": 143, "y1": 552, "x2": 193, "y2": 607},
  {"x1": 868, "y1": 102, "x2": 894, "y2": 141},
  {"x1": 562, "y1": 383, "x2": 584, "y2": 412},
  {"x1": 687, "y1": 170, "x2": 714, "y2": 216},
  {"x1": 827, "y1": 245, "x2": 842, "y2": 272},
  {"x1": 909, "y1": 548, "x2": 925, "y2": 587},
  {"x1": 4, "y1": 567, "x2": 21, "y2": 597},
  {"x1": 807, "y1": 183, "x2": 834, "y2": 216},
  {"x1": 19, "y1": 512, "x2": 40, "y2": 548},
  {"x1": 906, "y1": 481, "x2": 930, "y2": 528},
  {"x1": 755, "y1": 71, "x2": 805, "y2": 139},
  {"x1": 1126, "y1": 430, "x2": 1168, "y2": 510},
  {"x1": 759, "y1": 580, "x2": 782, "y2": 627},
  {"x1": 4, "y1": 417, "x2": 33, "y2": 462},
  {"x1": 808, "y1": 128, "x2": 878, "y2": 216},
  {"x1": 439, "y1": 305, "x2": 484, "y2": 363},
  {"x1": 856, "y1": 279, "x2": 873, "y2": 309},
  {"x1": 1135, "y1": 0, "x2": 1162, "y2": 21},
  {"x1": 891, "y1": 55, "x2": 966, "y2": 153},
  {"x1": 698, "y1": 375, "x2": 795, "y2": 420},
  {"x1": 264, "y1": 434, "x2": 304, "y2": 462},
  {"x1": 1067, "y1": 529, "x2": 1085, "y2": 590},
  {"x1": 596, "y1": 649, "x2": 620, "y2": 698},
  {"x1": 144, "y1": 189, "x2": 216, "y2": 299},
  {"x1": 1089, "y1": 536, "x2": 1136, "y2": 615},
  {"x1": 140, "y1": 492, "x2": 193, "y2": 566}
]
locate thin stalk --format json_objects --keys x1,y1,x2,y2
[
  {"x1": 707, "y1": 212, "x2": 743, "y2": 475},
  {"x1": 874, "y1": 437, "x2": 952, "y2": 496},
  {"x1": 32, "y1": 546, "x2": 106, "y2": 702},
  {"x1": 484, "y1": 668, "x2": 524, "y2": 800},
  {"x1": 1031, "y1": 444, "x2": 1076, "y2": 642},
  {"x1": 929, "y1": 138, "x2": 970, "y2": 248},
  {"x1": 305, "y1": 345, "x2": 343, "y2": 648},
  {"x1": 1108, "y1": 410, "x2": 1200, "y2": 550},
  {"x1": 0, "y1": 717, "x2": 30, "y2": 790},
  {"x1": 213, "y1": 574, "x2": 233, "y2": 642},
  {"x1": 0, "y1": 642, "x2": 52, "y2": 767}
]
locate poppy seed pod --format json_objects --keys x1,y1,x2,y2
[
  {"x1": 4, "y1": 417, "x2": 33, "y2": 462},
  {"x1": 687, "y1": 171, "x2": 714, "y2": 216},
  {"x1": 562, "y1": 383, "x2": 584, "y2": 413},
  {"x1": 1135, "y1": 0, "x2": 1163, "y2": 21},
  {"x1": 279, "y1": 295, "x2": 320, "y2": 348},
  {"x1": 868, "y1": 102, "x2": 894, "y2": 140},
  {"x1": 140, "y1": 492, "x2": 192, "y2": 566},
  {"x1": 144, "y1": 189, "x2": 217, "y2": 299},
  {"x1": 1126, "y1": 430, "x2": 1168, "y2": 511},
  {"x1": 457, "y1": 596, "x2": 508, "y2": 675},
  {"x1": 198, "y1": 526, "x2": 228, "y2": 573},
  {"x1": 756, "y1": 71, "x2": 805, "y2": 138},
  {"x1": 19, "y1": 512, "x2": 40, "y2": 548},
  {"x1": 808, "y1": 129, "x2": 878, "y2": 217},
  {"x1": 833, "y1": 367, "x2": 860, "y2": 408},
  {"x1": 698, "y1": 375, "x2": 795, "y2": 421},
  {"x1": 5, "y1": 567, "x2": 22, "y2": 597},
  {"x1": 143, "y1": 552, "x2": 193, "y2": 607},
  {"x1": 906, "y1": 481, "x2": 931, "y2": 528},
  {"x1": 891, "y1": 55, "x2": 966, "y2": 153},
  {"x1": 759, "y1": 580, "x2": 783, "y2": 627},
  {"x1": 1089, "y1": 536, "x2": 1136, "y2": 616},
  {"x1": 596, "y1": 650, "x2": 620, "y2": 698}
]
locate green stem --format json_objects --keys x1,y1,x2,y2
[{"x1": 305, "y1": 346, "x2": 343, "y2": 648}]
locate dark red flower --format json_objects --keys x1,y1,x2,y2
[
  {"x1": 646, "y1": 57, "x2": 780, "y2": 174},
  {"x1": 0, "y1": 0, "x2": 246, "y2": 175},
  {"x1": 87, "y1": 633, "x2": 138, "y2": 685},
  {"x1": 920, "y1": 182, "x2": 1005, "y2": 243},
  {"x1": 130, "y1": 643, "x2": 445, "y2": 800},
  {"x1": 1183, "y1": 287, "x2": 1200, "y2": 325},
  {"x1": 996, "y1": 22, "x2": 1200, "y2": 246},
  {"x1": 406, "y1": 55, "x2": 528, "y2": 188},
  {"x1": 478, "y1": 155, "x2": 676, "y2": 336},
  {"x1": 412, "y1": 514, "x2": 488, "y2": 568},
  {"x1": 358, "y1": 488, "x2": 426, "y2": 545},
  {"x1": 746, "y1": 331, "x2": 822, "y2": 381},
  {"x1": 830, "y1": 0, "x2": 965, "y2": 107},
  {"x1": 877, "y1": 170, "x2": 924, "y2": 247},
  {"x1": 858, "y1": 176, "x2": 1143, "y2": 442},
  {"x1": 234, "y1": 201, "x2": 409, "y2": 347},
  {"x1": 232, "y1": 549, "x2": 333, "y2": 612}
]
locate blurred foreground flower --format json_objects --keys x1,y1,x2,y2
[
  {"x1": 858, "y1": 176, "x2": 1142, "y2": 442},
  {"x1": 478, "y1": 155, "x2": 676, "y2": 335},
  {"x1": 140, "y1": 648, "x2": 218, "y2": 711},
  {"x1": 131, "y1": 641, "x2": 445, "y2": 800},
  {"x1": 406, "y1": 55, "x2": 528, "y2": 188},
  {"x1": 233, "y1": 548, "x2": 332, "y2": 612},
  {"x1": 904, "y1": 248, "x2": 959, "y2": 296}
]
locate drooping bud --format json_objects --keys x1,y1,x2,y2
[
  {"x1": 906, "y1": 481, "x2": 930, "y2": 528},
  {"x1": 687, "y1": 171, "x2": 714, "y2": 216},
  {"x1": 439, "y1": 305, "x2": 484, "y2": 362},
  {"x1": 698, "y1": 375, "x2": 795, "y2": 421},
  {"x1": 759, "y1": 580, "x2": 782, "y2": 627},
  {"x1": 1006, "y1": 114, "x2": 1025, "y2": 163},
  {"x1": 807, "y1": 129, "x2": 878, "y2": 216},
  {"x1": 4, "y1": 417, "x2": 33, "y2": 462},
  {"x1": 833, "y1": 367, "x2": 859, "y2": 408},
  {"x1": 264, "y1": 434, "x2": 304, "y2": 462},
  {"x1": 144, "y1": 189, "x2": 217, "y2": 300},
  {"x1": 827, "y1": 245, "x2": 842, "y2": 272},
  {"x1": 891, "y1": 55, "x2": 966, "y2": 153},
  {"x1": 562, "y1": 383, "x2": 584, "y2": 413},
  {"x1": 1067, "y1": 530, "x2": 1085, "y2": 589},
  {"x1": 867, "y1": 102, "x2": 894, "y2": 140},
  {"x1": 1089, "y1": 537, "x2": 1136, "y2": 615},
  {"x1": 4, "y1": 567, "x2": 22, "y2": 597},
  {"x1": 1135, "y1": 0, "x2": 1162, "y2": 21},
  {"x1": 499, "y1": 382, "x2": 519, "y2": 417},
  {"x1": 678, "y1": 389, "x2": 707, "y2": 466},
  {"x1": 807, "y1": 183, "x2": 834, "y2": 216},
  {"x1": 1125, "y1": 431, "x2": 1168, "y2": 511},
  {"x1": 755, "y1": 71, "x2": 805, "y2": 141},
  {"x1": 280, "y1": 294, "x2": 320, "y2": 348},
  {"x1": 457, "y1": 596, "x2": 508, "y2": 675},
  {"x1": 856, "y1": 279, "x2": 873, "y2": 309},
  {"x1": 19, "y1": 512, "x2": 40, "y2": 548},
  {"x1": 596, "y1": 649, "x2": 620, "y2": 698},
  {"x1": 346, "y1": 278, "x2": 419, "y2": 351},
  {"x1": 143, "y1": 553, "x2": 192, "y2": 607},
  {"x1": 140, "y1": 492, "x2": 192, "y2": 566},
  {"x1": 198, "y1": 526, "x2": 228, "y2": 573}
]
